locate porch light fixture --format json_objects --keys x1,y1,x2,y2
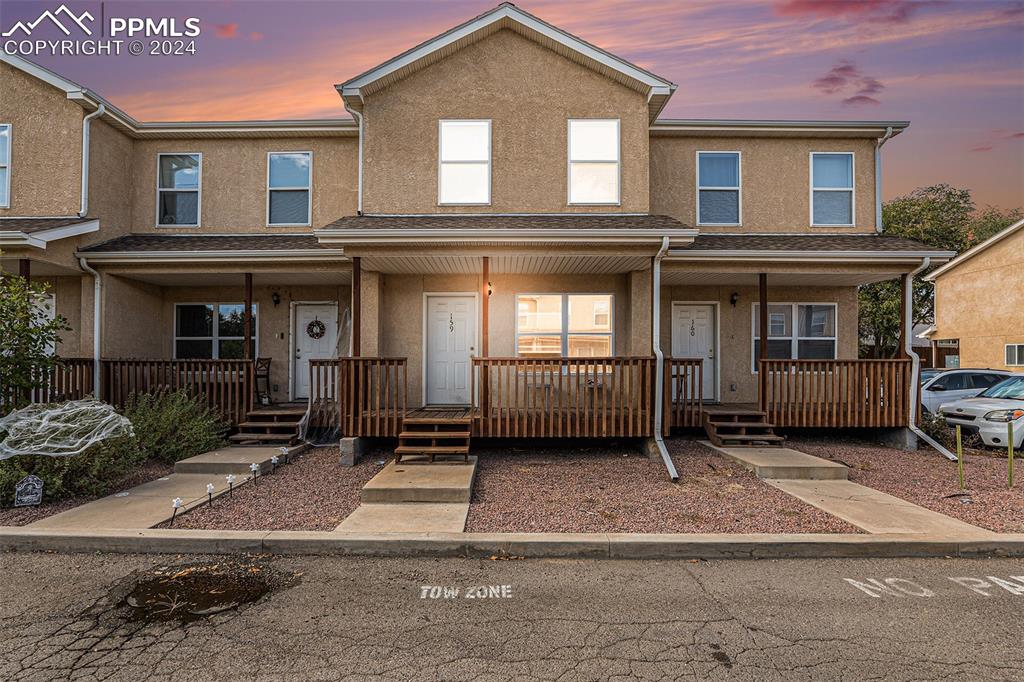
[
  {"x1": 271, "y1": 291, "x2": 281, "y2": 307},
  {"x1": 487, "y1": 281, "x2": 493, "y2": 297},
  {"x1": 730, "y1": 292, "x2": 739, "y2": 307}
]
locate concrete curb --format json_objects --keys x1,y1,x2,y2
[{"x1": 1, "y1": 527, "x2": 1022, "y2": 560}]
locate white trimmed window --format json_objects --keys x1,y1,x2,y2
[
  {"x1": 811, "y1": 152, "x2": 854, "y2": 226},
  {"x1": 697, "y1": 151, "x2": 740, "y2": 225},
  {"x1": 438, "y1": 120, "x2": 490, "y2": 205},
  {"x1": 752, "y1": 303, "x2": 837, "y2": 371},
  {"x1": 157, "y1": 153, "x2": 201, "y2": 226},
  {"x1": 174, "y1": 303, "x2": 257, "y2": 359},
  {"x1": 568, "y1": 119, "x2": 619, "y2": 204},
  {"x1": 267, "y1": 152, "x2": 312, "y2": 226},
  {"x1": 1007, "y1": 344, "x2": 1024, "y2": 367},
  {"x1": 516, "y1": 294, "x2": 613, "y2": 358},
  {"x1": 0, "y1": 124, "x2": 10, "y2": 208}
]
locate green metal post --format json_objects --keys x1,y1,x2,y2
[
  {"x1": 956, "y1": 425, "x2": 964, "y2": 491},
  {"x1": 1009, "y1": 422, "x2": 1015, "y2": 489}
]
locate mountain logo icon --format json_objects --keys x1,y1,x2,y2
[{"x1": 2, "y1": 4, "x2": 95, "y2": 37}]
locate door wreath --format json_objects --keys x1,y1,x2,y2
[{"x1": 306, "y1": 319, "x2": 326, "y2": 340}]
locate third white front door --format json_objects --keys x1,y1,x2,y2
[
  {"x1": 293, "y1": 303, "x2": 338, "y2": 399},
  {"x1": 425, "y1": 295, "x2": 476, "y2": 405},
  {"x1": 671, "y1": 303, "x2": 717, "y2": 400}
]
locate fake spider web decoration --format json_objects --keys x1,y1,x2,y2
[{"x1": 0, "y1": 399, "x2": 134, "y2": 460}]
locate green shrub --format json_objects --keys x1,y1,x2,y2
[
  {"x1": 0, "y1": 435, "x2": 144, "y2": 505},
  {"x1": 919, "y1": 411, "x2": 983, "y2": 450},
  {"x1": 124, "y1": 390, "x2": 227, "y2": 464}
]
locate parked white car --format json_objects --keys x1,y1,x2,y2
[
  {"x1": 920, "y1": 369, "x2": 1013, "y2": 415},
  {"x1": 940, "y1": 375, "x2": 1024, "y2": 449}
]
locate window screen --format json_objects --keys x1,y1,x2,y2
[
  {"x1": 697, "y1": 152, "x2": 740, "y2": 224},
  {"x1": 811, "y1": 153, "x2": 854, "y2": 225}
]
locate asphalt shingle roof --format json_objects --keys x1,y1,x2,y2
[
  {"x1": 320, "y1": 214, "x2": 690, "y2": 231},
  {"x1": 680, "y1": 234, "x2": 935, "y2": 252},
  {"x1": 78, "y1": 234, "x2": 328, "y2": 252},
  {"x1": 0, "y1": 217, "x2": 95, "y2": 234}
]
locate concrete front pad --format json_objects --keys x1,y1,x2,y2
[
  {"x1": 335, "y1": 503, "x2": 469, "y2": 533},
  {"x1": 362, "y1": 458, "x2": 478, "y2": 503},
  {"x1": 701, "y1": 441, "x2": 848, "y2": 480},
  {"x1": 767, "y1": 479, "x2": 995, "y2": 537},
  {"x1": 174, "y1": 444, "x2": 307, "y2": 475},
  {"x1": 29, "y1": 473, "x2": 249, "y2": 530}
]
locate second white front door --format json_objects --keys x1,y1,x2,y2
[
  {"x1": 672, "y1": 303, "x2": 717, "y2": 400},
  {"x1": 425, "y1": 295, "x2": 476, "y2": 405},
  {"x1": 293, "y1": 303, "x2": 338, "y2": 399}
]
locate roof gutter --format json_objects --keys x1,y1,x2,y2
[
  {"x1": 651, "y1": 236, "x2": 679, "y2": 482},
  {"x1": 315, "y1": 228, "x2": 698, "y2": 245},
  {"x1": 874, "y1": 125, "x2": 895, "y2": 234},
  {"x1": 74, "y1": 249, "x2": 347, "y2": 264},
  {"x1": 903, "y1": 258, "x2": 956, "y2": 462},
  {"x1": 665, "y1": 249, "x2": 955, "y2": 262},
  {"x1": 79, "y1": 100, "x2": 105, "y2": 217}
]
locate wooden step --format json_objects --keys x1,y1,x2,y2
[
  {"x1": 399, "y1": 431, "x2": 470, "y2": 440},
  {"x1": 402, "y1": 417, "x2": 472, "y2": 425},
  {"x1": 707, "y1": 421, "x2": 773, "y2": 430},
  {"x1": 395, "y1": 445, "x2": 470, "y2": 456},
  {"x1": 239, "y1": 420, "x2": 301, "y2": 430},
  {"x1": 247, "y1": 408, "x2": 306, "y2": 418},
  {"x1": 229, "y1": 432, "x2": 296, "y2": 443}
]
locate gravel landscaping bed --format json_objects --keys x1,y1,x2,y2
[
  {"x1": 166, "y1": 447, "x2": 386, "y2": 531},
  {"x1": 0, "y1": 460, "x2": 173, "y2": 527},
  {"x1": 790, "y1": 436, "x2": 1024, "y2": 534},
  {"x1": 465, "y1": 438, "x2": 858, "y2": 534}
]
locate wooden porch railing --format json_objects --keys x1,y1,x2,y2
[
  {"x1": 665, "y1": 358, "x2": 704, "y2": 433},
  {"x1": 308, "y1": 358, "x2": 408, "y2": 437},
  {"x1": 472, "y1": 357, "x2": 657, "y2": 437},
  {"x1": 1, "y1": 358, "x2": 95, "y2": 414},
  {"x1": 101, "y1": 359, "x2": 255, "y2": 427},
  {"x1": 758, "y1": 358, "x2": 912, "y2": 428}
]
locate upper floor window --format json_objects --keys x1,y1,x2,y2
[
  {"x1": 568, "y1": 119, "x2": 619, "y2": 205},
  {"x1": 438, "y1": 120, "x2": 490, "y2": 205},
  {"x1": 697, "y1": 151, "x2": 740, "y2": 225},
  {"x1": 268, "y1": 152, "x2": 312, "y2": 226},
  {"x1": 811, "y1": 152, "x2": 854, "y2": 226},
  {"x1": 157, "y1": 153, "x2": 201, "y2": 226},
  {"x1": 0, "y1": 124, "x2": 10, "y2": 208}
]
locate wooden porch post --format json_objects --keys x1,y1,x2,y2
[
  {"x1": 481, "y1": 257, "x2": 490, "y2": 418},
  {"x1": 243, "y1": 273, "x2": 253, "y2": 360},
  {"x1": 758, "y1": 273, "x2": 768, "y2": 407},
  {"x1": 351, "y1": 256, "x2": 361, "y2": 357},
  {"x1": 898, "y1": 273, "x2": 909, "y2": 358},
  {"x1": 19, "y1": 258, "x2": 30, "y2": 280}
]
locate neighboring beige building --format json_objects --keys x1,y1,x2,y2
[
  {"x1": 924, "y1": 219, "x2": 1024, "y2": 373},
  {"x1": 1, "y1": 4, "x2": 955, "y2": 452}
]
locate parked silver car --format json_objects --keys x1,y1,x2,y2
[
  {"x1": 940, "y1": 375, "x2": 1024, "y2": 449},
  {"x1": 920, "y1": 369, "x2": 1014, "y2": 415}
]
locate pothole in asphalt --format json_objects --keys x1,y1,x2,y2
[{"x1": 120, "y1": 557, "x2": 296, "y2": 624}]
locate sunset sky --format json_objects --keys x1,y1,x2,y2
[{"x1": 3, "y1": 0, "x2": 1022, "y2": 209}]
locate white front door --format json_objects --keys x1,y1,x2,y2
[
  {"x1": 293, "y1": 303, "x2": 338, "y2": 399},
  {"x1": 672, "y1": 303, "x2": 717, "y2": 400},
  {"x1": 425, "y1": 295, "x2": 476, "y2": 405}
]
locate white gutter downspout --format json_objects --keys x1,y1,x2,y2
[
  {"x1": 652, "y1": 236, "x2": 679, "y2": 481},
  {"x1": 874, "y1": 126, "x2": 894, "y2": 234},
  {"x1": 77, "y1": 257, "x2": 102, "y2": 399},
  {"x1": 78, "y1": 101, "x2": 105, "y2": 217},
  {"x1": 904, "y1": 257, "x2": 956, "y2": 461},
  {"x1": 343, "y1": 101, "x2": 364, "y2": 215}
]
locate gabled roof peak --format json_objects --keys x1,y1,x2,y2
[{"x1": 336, "y1": 3, "x2": 676, "y2": 121}]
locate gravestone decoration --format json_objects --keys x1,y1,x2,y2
[{"x1": 14, "y1": 475, "x2": 43, "y2": 507}]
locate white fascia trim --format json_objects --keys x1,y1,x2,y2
[
  {"x1": 338, "y1": 5, "x2": 673, "y2": 96},
  {"x1": 315, "y1": 228, "x2": 698, "y2": 245},
  {"x1": 75, "y1": 249, "x2": 347, "y2": 264},
  {"x1": 923, "y1": 217, "x2": 1024, "y2": 281},
  {"x1": 34, "y1": 219, "x2": 100, "y2": 242},
  {"x1": 0, "y1": 232, "x2": 46, "y2": 248},
  {"x1": 665, "y1": 249, "x2": 956, "y2": 262}
]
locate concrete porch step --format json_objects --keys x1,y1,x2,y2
[
  {"x1": 361, "y1": 458, "x2": 477, "y2": 503},
  {"x1": 334, "y1": 503, "x2": 469, "y2": 533},
  {"x1": 174, "y1": 445, "x2": 308, "y2": 475}
]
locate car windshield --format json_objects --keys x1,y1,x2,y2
[
  {"x1": 978, "y1": 376, "x2": 1024, "y2": 400},
  {"x1": 920, "y1": 369, "x2": 943, "y2": 383}
]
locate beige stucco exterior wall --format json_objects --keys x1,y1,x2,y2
[
  {"x1": 129, "y1": 137, "x2": 357, "y2": 232},
  {"x1": 932, "y1": 230, "x2": 1024, "y2": 372},
  {"x1": 659, "y1": 285, "x2": 859, "y2": 403},
  {"x1": 650, "y1": 136, "x2": 877, "y2": 232},
  {"x1": 82, "y1": 119, "x2": 135, "y2": 240},
  {"x1": 360, "y1": 29, "x2": 650, "y2": 214},
  {"x1": 0, "y1": 62, "x2": 82, "y2": 217},
  {"x1": 102, "y1": 274, "x2": 164, "y2": 358}
]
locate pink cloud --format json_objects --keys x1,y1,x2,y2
[
  {"x1": 971, "y1": 146, "x2": 994, "y2": 152},
  {"x1": 1011, "y1": 132, "x2": 1024, "y2": 139},
  {"x1": 775, "y1": 0, "x2": 935, "y2": 24},
  {"x1": 811, "y1": 60, "x2": 885, "y2": 106},
  {"x1": 249, "y1": 31, "x2": 264, "y2": 42},
  {"x1": 842, "y1": 95, "x2": 881, "y2": 107},
  {"x1": 214, "y1": 23, "x2": 239, "y2": 39}
]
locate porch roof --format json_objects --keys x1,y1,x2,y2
[
  {"x1": 668, "y1": 234, "x2": 954, "y2": 260},
  {"x1": 0, "y1": 217, "x2": 99, "y2": 248},
  {"x1": 77, "y1": 234, "x2": 346, "y2": 263}
]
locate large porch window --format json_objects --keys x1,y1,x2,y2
[
  {"x1": 174, "y1": 303, "x2": 257, "y2": 359},
  {"x1": 515, "y1": 294, "x2": 613, "y2": 357},
  {"x1": 752, "y1": 303, "x2": 836, "y2": 371}
]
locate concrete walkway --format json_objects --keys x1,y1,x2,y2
[
  {"x1": 767, "y1": 479, "x2": 995, "y2": 537},
  {"x1": 701, "y1": 442, "x2": 848, "y2": 480},
  {"x1": 335, "y1": 503, "x2": 469, "y2": 533},
  {"x1": 29, "y1": 445, "x2": 306, "y2": 531}
]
